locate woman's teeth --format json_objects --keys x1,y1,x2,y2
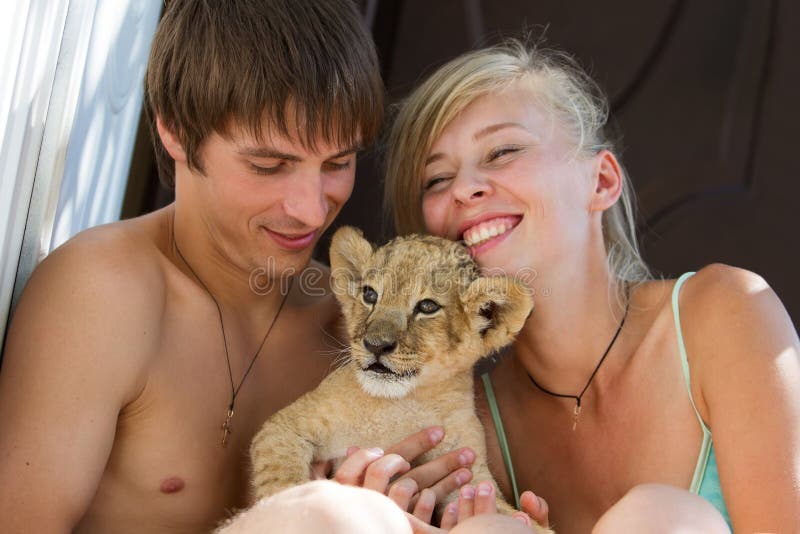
[{"x1": 463, "y1": 220, "x2": 509, "y2": 247}]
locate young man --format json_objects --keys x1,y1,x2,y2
[{"x1": 0, "y1": 1, "x2": 469, "y2": 532}]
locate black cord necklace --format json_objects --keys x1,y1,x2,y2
[
  {"x1": 173, "y1": 234, "x2": 292, "y2": 448},
  {"x1": 527, "y1": 284, "x2": 630, "y2": 431}
]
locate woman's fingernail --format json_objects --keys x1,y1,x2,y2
[
  {"x1": 459, "y1": 448, "x2": 475, "y2": 465},
  {"x1": 428, "y1": 427, "x2": 444, "y2": 443},
  {"x1": 460, "y1": 485, "x2": 475, "y2": 499},
  {"x1": 396, "y1": 478, "x2": 417, "y2": 493},
  {"x1": 366, "y1": 447, "x2": 384, "y2": 457},
  {"x1": 455, "y1": 468, "x2": 471, "y2": 485},
  {"x1": 513, "y1": 513, "x2": 531, "y2": 526},
  {"x1": 477, "y1": 481, "x2": 493, "y2": 496},
  {"x1": 445, "y1": 502, "x2": 458, "y2": 515}
]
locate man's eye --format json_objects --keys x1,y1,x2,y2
[
  {"x1": 250, "y1": 163, "x2": 283, "y2": 175},
  {"x1": 324, "y1": 159, "x2": 353, "y2": 172},
  {"x1": 415, "y1": 299, "x2": 441, "y2": 314},
  {"x1": 362, "y1": 285, "x2": 378, "y2": 304}
]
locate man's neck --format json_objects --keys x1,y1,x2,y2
[{"x1": 170, "y1": 203, "x2": 293, "y2": 317}]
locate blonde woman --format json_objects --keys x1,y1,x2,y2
[{"x1": 384, "y1": 40, "x2": 800, "y2": 533}]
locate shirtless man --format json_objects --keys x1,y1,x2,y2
[{"x1": 0, "y1": 1, "x2": 471, "y2": 532}]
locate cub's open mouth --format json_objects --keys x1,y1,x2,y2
[
  {"x1": 366, "y1": 362, "x2": 393, "y2": 374},
  {"x1": 362, "y1": 362, "x2": 419, "y2": 379}
]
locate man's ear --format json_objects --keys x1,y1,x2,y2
[
  {"x1": 461, "y1": 276, "x2": 534, "y2": 354},
  {"x1": 329, "y1": 226, "x2": 374, "y2": 302},
  {"x1": 589, "y1": 150, "x2": 623, "y2": 213},
  {"x1": 156, "y1": 116, "x2": 187, "y2": 163}
]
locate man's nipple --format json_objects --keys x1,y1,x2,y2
[{"x1": 160, "y1": 476, "x2": 186, "y2": 494}]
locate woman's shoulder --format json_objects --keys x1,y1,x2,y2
[
  {"x1": 635, "y1": 264, "x2": 771, "y2": 324},
  {"x1": 667, "y1": 263, "x2": 795, "y2": 376},
  {"x1": 681, "y1": 263, "x2": 771, "y2": 308}
]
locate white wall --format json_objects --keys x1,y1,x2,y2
[{"x1": 0, "y1": 0, "x2": 161, "y2": 348}]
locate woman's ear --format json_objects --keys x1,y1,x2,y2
[
  {"x1": 156, "y1": 116, "x2": 187, "y2": 163},
  {"x1": 589, "y1": 150, "x2": 623, "y2": 213}
]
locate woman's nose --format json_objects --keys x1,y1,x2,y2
[{"x1": 451, "y1": 172, "x2": 492, "y2": 206}]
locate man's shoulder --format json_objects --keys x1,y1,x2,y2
[
  {"x1": 42, "y1": 214, "x2": 168, "y2": 295},
  {"x1": 5, "y1": 212, "x2": 175, "y2": 404},
  {"x1": 16, "y1": 211, "x2": 172, "y2": 337}
]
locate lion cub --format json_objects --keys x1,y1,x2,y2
[{"x1": 250, "y1": 227, "x2": 547, "y2": 530}]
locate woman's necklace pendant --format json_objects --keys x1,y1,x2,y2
[{"x1": 221, "y1": 408, "x2": 234, "y2": 447}]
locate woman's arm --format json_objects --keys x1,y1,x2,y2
[{"x1": 684, "y1": 264, "x2": 800, "y2": 532}]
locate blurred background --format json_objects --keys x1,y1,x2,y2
[{"x1": 2, "y1": 0, "x2": 798, "y2": 356}]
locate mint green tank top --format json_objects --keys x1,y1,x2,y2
[{"x1": 481, "y1": 272, "x2": 731, "y2": 526}]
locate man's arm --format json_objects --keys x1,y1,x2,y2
[{"x1": 0, "y1": 230, "x2": 160, "y2": 532}]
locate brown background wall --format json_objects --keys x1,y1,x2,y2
[{"x1": 126, "y1": 0, "x2": 799, "y2": 329}]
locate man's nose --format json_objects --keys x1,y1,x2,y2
[
  {"x1": 451, "y1": 170, "x2": 493, "y2": 206},
  {"x1": 283, "y1": 171, "x2": 328, "y2": 228}
]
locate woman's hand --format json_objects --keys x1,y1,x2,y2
[
  {"x1": 519, "y1": 490, "x2": 550, "y2": 530},
  {"x1": 405, "y1": 482, "x2": 546, "y2": 533},
  {"x1": 322, "y1": 426, "x2": 476, "y2": 519}
]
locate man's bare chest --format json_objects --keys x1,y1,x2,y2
[{"x1": 85, "y1": 305, "x2": 339, "y2": 530}]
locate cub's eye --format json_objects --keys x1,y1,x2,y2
[
  {"x1": 362, "y1": 286, "x2": 378, "y2": 305},
  {"x1": 415, "y1": 299, "x2": 441, "y2": 314}
]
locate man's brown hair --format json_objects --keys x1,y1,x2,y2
[{"x1": 145, "y1": 0, "x2": 384, "y2": 187}]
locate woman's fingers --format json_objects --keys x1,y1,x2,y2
[
  {"x1": 385, "y1": 426, "x2": 445, "y2": 461},
  {"x1": 456, "y1": 484, "x2": 476, "y2": 523},
  {"x1": 520, "y1": 490, "x2": 550, "y2": 528},
  {"x1": 439, "y1": 501, "x2": 459, "y2": 530},
  {"x1": 387, "y1": 477, "x2": 418, "y2": 510},
  {"x1": 472, "y1": 481, "x2": 498, "y2": 515},
  {"x1": 400, "y1": 447, "x2": 475, "y2": 500},
  {"x1": 411, "y1": 488, "x2": 437, "y2": 523},
  {"x1": 333, "y1": 447, "x2": 387, "y2": 485},
  {"x1": 362, "y1": 454, "x2": 412, "y2": 492}
]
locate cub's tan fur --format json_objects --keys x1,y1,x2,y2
[{"x1": 250, "y1": 227, "x2": 549, "y2": 532}]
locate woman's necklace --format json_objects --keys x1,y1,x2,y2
[
  {"x1": 173, "y1": 236, "x2": 292, "y2": 448},
  {"x1": 527, "y1": 284, "x2": 630, "y2": 431}
]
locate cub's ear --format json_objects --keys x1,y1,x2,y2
[
  {"x1": 329, "y1": 226, "x2": 374, "y2": 301},
  {"x1": 461, "y1": 276, "x2": 534, "y2": 354}
]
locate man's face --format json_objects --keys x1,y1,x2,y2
[{"x1": 185, "y1": 122, "x2": 360, "y2": 280}]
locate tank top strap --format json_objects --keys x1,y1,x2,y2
[
  {"x1": 481, "y1": 372, "x2": 521, "y2": 509},
  {"x1": 671, "y1": 272, "x2": 713, "y2": 492}
]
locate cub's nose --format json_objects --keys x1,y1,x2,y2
[{"x1": 363, "y1": 338, "x2": 397, "y2": 357}]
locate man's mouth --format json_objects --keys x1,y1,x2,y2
[
  {"x1": 263, "y1": 228, "x2": 317, "y2": 250},
  {"x1": 460, "y1": 215, "x2": 522, "y2": 248}
]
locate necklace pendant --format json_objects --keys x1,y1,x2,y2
[
  {"x1": 221, "y1": 408, "x2": 234, "y2": 447},
  {"x1": 572, "y1": 403, "x2": 581, "y2": 431}
]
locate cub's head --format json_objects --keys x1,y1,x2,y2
[{"x1": 329, "y1": 226, "x2": 533, "y2": 399}]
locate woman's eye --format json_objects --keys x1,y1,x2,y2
[
  {"x1": 423, "y1": 176, "x2": 451, "y2": 192},
  {"x1": 362, "y1": 285, "x2": 378, "y2": 304},
  {"x1": 487, "y1": 146, "x2": 521, "y2": 162},
  {"x1": 415, "y1": 298, "x2": 441, "y2": 314}
]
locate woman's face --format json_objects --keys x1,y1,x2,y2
[{"x1": 420, "y1": 85, "x2": 599, "y2": 278}]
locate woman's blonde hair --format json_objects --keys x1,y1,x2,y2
[{"x1": 384, "y1": 39, "x2": 651, "y2": 283}]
